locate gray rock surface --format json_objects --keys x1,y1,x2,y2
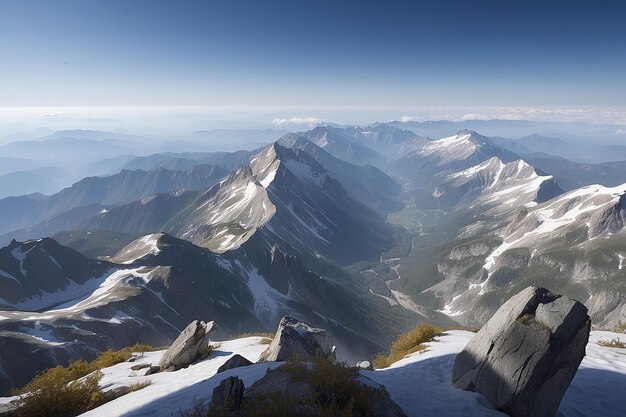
[
  {"x1": 211, "y1": 376, "x2": 245, "y2": 411},
  {"x1": 452, "y1": 286, "x2": 590, "y2": 417},
  {"x1": 144, "y1": 364, "x2": 161, "y2": 376},
  {"x1": 260, "y1": 316, "x2": 336, "y2": 362},
  {"x1": 216, "y1": 354, "x2": 253, "y2": 374},
  {"x1": 159, "y1": 320, "x2": 216, "y2": 371}
]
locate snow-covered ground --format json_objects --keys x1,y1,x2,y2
[{"x1": 1, "y1": 331, "x2": 624, "y2": 417}]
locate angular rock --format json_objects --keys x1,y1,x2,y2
[
  {"x1": 144, "y1": 364, "x2": 160, "y2": 376},
  {"x1": 452, "y1": 286, "x2": 590, "y2": 417},
  {"x1": 212, "y1": 376, "x2": 245, "y2": 411},
  {"x1": 260, "y1": 316, "x2": 335, "y2": 362},
  {"x1": 216, "y1": 354, "x2": 253, "y2": 374},
  {"x1": 159, "y1": 320, "x2": 216, "y2": 371},
  {"x1": 130, "y1": 363, "x2": 151, "y2": 371}
]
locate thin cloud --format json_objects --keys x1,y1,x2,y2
[{"x1": 272, "y1": 117, "x2": 323, "y2": 127}]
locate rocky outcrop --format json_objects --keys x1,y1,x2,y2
[
  {"x1": 245, "y1": 366, "x2": 407, "y2": 417},
  {"x1": 260, "y1": 316, "x2": 336, "y2": 362},
  {"x1": 211, "y1": 376, "x2": 245, "y2": 412},
  {"x1": 159, "y1": 320, "x2": 216, "y2": 371},
  {"x1": 216, "y1": 354, "x2": 253, "y2": 374},
  {"x1": 452, "y1": 286, "x2": 590, "y2": 417}
]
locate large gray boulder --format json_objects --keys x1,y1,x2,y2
[
  {"x1": 159, "y1": 320, "x2": 216, "y2": 371},
  {"x1": 452, "y1": 286, "x2": 590, "y2": 417},
  {"x1": 260, "y1": 316, "x2": 336, "y2": 362}
]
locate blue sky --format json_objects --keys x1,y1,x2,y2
[{"x1": 0, "y1": 0, "x2": 625, "y2": 114}]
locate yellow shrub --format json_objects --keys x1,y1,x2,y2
[
  {"x1": 14, "y1": 371, "x2": 102, "y2": 417},
  {"x1": 373, "y1": 323, "x2": 443, "y2": 368}
]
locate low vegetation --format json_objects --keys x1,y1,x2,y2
[
  {"x1": 233, "y1": 331, "x2": 274, "y2": 344},
  {"x1": 373, "y1": 322, "x2": 443, "y2": 369},
  {"x1": 128, "y1": 379, "x2": 153, "y2": 393},
  {"x1": 12, "y1": 343, "x2": 161, "y2": 417},
  {"x1": 199, "y1": 356, "x2": 391, "y2": 417},
  {"x1": 598, "y1": 337, "x2": 626, "y2": 349}
]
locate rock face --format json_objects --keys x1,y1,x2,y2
[
  {"x1": 452, "y1": 286, "x2": 590, "y2": 417},
  {"x1": 216, "y1": 354, "x2": 253, "y2": 374},
  {"x1": 159, "y1": 320, "x2": 216, "y2": 371},
  {"x1": 260, "y1": 316, "x2": 336, "y2": 362},
  {"x1": 212, "y1": 376, "x2": 245, "y2": 411}
]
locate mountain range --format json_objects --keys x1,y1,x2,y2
[{"x1": 1, "y1": 122, "x2": 626, "y2": 395}]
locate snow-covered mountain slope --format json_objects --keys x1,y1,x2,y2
[
  {"x1": 403, "y1": 181, "x2": 626, "y2": 329},
  {"x1": 0, "y1": 230, "x2": 410, "y2": 395},
  {"x1": 0, "y1": 238, "x2": 114, "y2": 310},
  {"x1": 80, "y1": 143, "x2": 394, "y2": 265},
  {"x1": 431, "y1": 157, "x2": 563, "y2": 210},
  {"x1": 394, "y1": 130, "x2": 520, "y2": 192},
  {"x1": 2, "y1": 330, "x2": 620, "y2": 417},
  {"x1": 278, "y1": 133, "x2": 402, "y2": 212}
]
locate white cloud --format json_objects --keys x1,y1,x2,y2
[
  {"x1": 271, "y1": 117, "x2": 323, "y2": 127},
  {"x1": 400, "y1": 116, "x2": 420, "y2": 123}
]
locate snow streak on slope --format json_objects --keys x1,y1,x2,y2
[
  {"x1": 417, "y1": 132, "x2": 476, "y2": 164},
  {"x1": 111, "y1": 233, "x2": 162, "y2": 264},
  {"x1": 484, "y1": 182, "x2": 626, "y2": 274},
  {"x1": 441, "y1": 157, "x2": 557, "y2": 208}
]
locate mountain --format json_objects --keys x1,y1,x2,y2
[
  {"x1": 0, "y1": 234, "x2": 258, "y2": 393},
  {"x1": 0, "y1": 136, "x2": 135, "y2": 164},
  {"x1": 296, "y1": 125, "x2": 387, "y2": 166},
  {"x1": 0, "y1": 164, "x2": 227, "y2": 238},
  {"x1": 0, "y1": 157, "x2": 44, "y2": 177},
  {"x1": 278, "y1": 133, "x2": 402, "y2": 212},
  {"x1": 429, "y1": 157, "x2": 563, "y2": 211},
  {"x1": 393, "y1": 181, "x2": 626, "y2": 330},
  {"x1": 120, "y1": 150, "x2": 252, "y2": 172},
  {"x1": 525, "y1": 156, "x2": 626, "y2": 191},
  {"x1": 0, "y1": 228, "x2": 412, "y2": 394},
  {"x1": 393, "y1": 130, "x2": 521, "y2": 198},
  {"x1": 517, "y1": 133, "x2": 574, "y2": 156},
  {"x1": 87, "y1": 143, "x2": 395, "y2": 265},
  {"x1": 0, "y1": 237, "x2": 114, "y2": 311},
  {"x1": 334, "y1": 124, "x2": 428, "y2": 159},
  {"x1": 0, "y1": 167, "x2": 67, "y2": 198},
  {"x1": 52, "y1": 230, "x2": 140, "y2": 258}
]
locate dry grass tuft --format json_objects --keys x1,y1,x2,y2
[
  {"x1": 598, "y1": 337, "x2": 626, "y2": 349},
  {"x1": 12, "y1": 342, "x2": 162, "y2": 416},
  {"x1": 373, "y1": 322, "x2": 443, "y2": 369}
]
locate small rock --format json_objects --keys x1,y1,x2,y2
[
  {"x1": 159, "y1": 320, "x2": 217, "y2": 371},
  {"x1": 260, "y1": 316, "x2": 335, "y2": 362},
  {"x1": 212, "y1": 376, "x2": 245, "y2": 411},
  {"x1": 356, "y1": 360, "x2": 373, "y2": 370},
  {"x1": 144, "y1": 365, "x2": 160, "y2": 376},
  {"x1": 217, "y1": 354, "x2": 253, "y2": 374},
  {"x1": 131, "y1": 363, "x2": 151, "y2": 371}
]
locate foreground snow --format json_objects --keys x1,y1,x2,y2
[{"x1": 2, "y1": 331, "x2": 624, "y2": 416}]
